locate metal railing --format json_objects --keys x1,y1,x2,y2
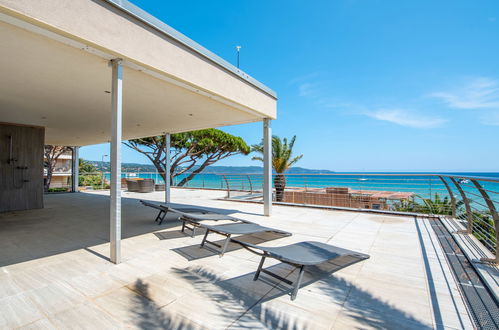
[
  {"x1": 220, "y1": 173, "x2": 499, "y2": 263},
  {"x1": 220, "y1": 174, "x2": 262, "y2": 198}
]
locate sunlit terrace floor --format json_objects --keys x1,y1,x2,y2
[{"x1": 0, "y1": 188, "x2": 473, "y2": 329}]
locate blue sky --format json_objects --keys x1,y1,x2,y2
[{"x1": 81, "y1": 0, "x2": 499, "y2": 172}]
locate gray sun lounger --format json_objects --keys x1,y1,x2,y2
[
  {"x1": 231, "y1": 239, "x2": 370, "y2": 300},
  {"x1": 199, "y1": 222, "x2": 292, "y2": 257},
  {"x1": 171, "y1": 207, "x2": 254, "y2": 237},
  {"x1": 140, "y1": 200, "x2": 211, "y2": 225}
]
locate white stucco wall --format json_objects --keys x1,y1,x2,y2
[{"x1": 0, "y1": 0, "x2": 276, "y2": 119}]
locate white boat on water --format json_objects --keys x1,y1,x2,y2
[
  {"x1": 357, "y1": 178, "x2": 368, "y2": 181},
  {"x1": 457, "y1": 178, "x2": 469, "y2": 184}
]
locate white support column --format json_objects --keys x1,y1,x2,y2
[
  {"x1": 164, "y1": 132, "x2": 171, "y2": 204},
  {"x1": 263, "y1": 119, "x2": 272, "y2": 216},
  {"x1": 71, "y1": 146, "x2": 79, "y2": 192},
  {"x1": 110, "y1": 59, "x2": 123, "y2": 264}
]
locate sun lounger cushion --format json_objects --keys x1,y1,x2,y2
[
  {"x1": 202, "y1": 222, "x2": 289, "y2": 235},
  {"x1": 232, "y1": 240, "x2": 369, "y2": 266},
  {"x1": 199, "y1": 222, "x2": 292, "y2": 257}
]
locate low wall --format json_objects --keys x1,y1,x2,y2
[{"x1": 283, "y1": 191, "x2": 388, "y2": 210}]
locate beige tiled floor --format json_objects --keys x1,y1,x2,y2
[{"x1": 0, "y1": 189, "x2": 473, "y2": 329}]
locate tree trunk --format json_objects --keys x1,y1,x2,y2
[
  {"x1": 274, "y1": 173, "x2": 286, "y2": 202},
  {"x1": 44, "y1": 168, "x2": 53, "y2": 192},
  {"x1": 148, "y1": 159, "x2": 174, "y2": 187},
  {"x1": 177, "y1": 160, "x2": 213, "y2": 187}
]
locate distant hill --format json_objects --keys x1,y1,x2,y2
[
  {"x1": 195, "y1": 166, "x2": 334, "y2": 174},
  {"x1": 88, "y1": 160, "x2": 334, "y2": 174}
]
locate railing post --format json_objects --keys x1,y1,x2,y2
[
  {"x1": 439, "y1": 176, "x2": 456, "y2": 217},
  {"x1": 471, "y1": 179, "x2": 499, "y2": 264},
  {"x1": 222, "y1": 175, "x2": 230, "y2": 199},
  {"x1": 450, "y1": 177, "x2": 473, "y2": 235},
  {"x1": 247, "y1": 175, "x2": 253, "y2": 195},
  {"x1": 429, "y1": 177, "x2": 432, "y2": 198}
]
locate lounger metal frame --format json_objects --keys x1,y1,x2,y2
[
  {"x1": 233, "y1": 240, "x2": 369, "y2": 301},
  {"x1": 237, "y1": 244, "x2": 306, "y2": 300},
  {"x1": 180, "y1": 216, "x2": 202, "y2": 237},
  {"x1": 140, "y1": 200, "x2": 209, "y2": 225},
  {"x1": 200, "y1": 228, "x2": 233, "y2": 257},
  {"x1": 178, "y1": 212, "x2": 252, "y2": 237},
  {"x1": 199, "y1": 224, "x2": 291, "y2": 257},
  {"x1": 256, "y1": 255, "x2": 306, "y2": 301},
  {"x1": 140, "y1": 201, "x2": 168, "y2": 224}
]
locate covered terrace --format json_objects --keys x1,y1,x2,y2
[{"x1": 0, "y1": 0, "x2": 274, "y2": 263}]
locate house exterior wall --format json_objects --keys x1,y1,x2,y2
[
  {"x1": 48, "y1": 175, "x2": 71, "y2": 189},
  {"x1": 44, "y1": 154, "x2": 72, "y2": 189},
  {"x1": 0, "y1": 123, "x2": 44, "y2": 212}
]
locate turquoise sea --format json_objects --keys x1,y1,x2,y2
[{"x1": 112, "y1": 172, "x2": 499, "y2": 208}]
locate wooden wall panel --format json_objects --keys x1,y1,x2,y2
[{"x1": 0, "y1": 123, "x2": 44, "y2": 212}]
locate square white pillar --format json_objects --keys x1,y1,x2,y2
[
  {"x1": 263, "y1": 119, "x2": 272, "y2": 216},
  {"x1": 110, "y1": 59, "x2": 123, "y2": 264},
  {"x1": 164, "y1": 132, "x2": 171, "y2": 204}
]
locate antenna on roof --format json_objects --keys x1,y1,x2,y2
[{"x1": 235, "y1": 46, "x2": 241, "y2": 69}]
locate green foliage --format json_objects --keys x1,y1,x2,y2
[
  {"x1": 125, "y1": 129, "x2": 250, "y2": 186},
  {"x1": 78, "y1": 159, "x2": 105, "y2": 189},
  {"x1": 79, "y1": 174, "x2": 104, "y2": 188},
  {"x1": 251, "y1": 135, "x2": 303, "y2": 173},
  {"x1": 47, "y1": 187, "x2": 70, "y2": 193},
  {"x1": 129, "y1": 129, "x2": 250, "y2": 156},
  {"x1": 392, "y1": 193, "x2": 463, "y2": 216},
  {"x1": 420, "y1": 193, "x2": 464, "y2": 215},
  {"x1": 392, "y1": 193, "x2": 496, "y2": 253},
  {"x1": 468, "y1": 210, "x2": 496, "y2": 251},
  {"x1": 392, "y1": 199, "x2": 421, "y2": 213},
  {"x1": 79, "y1": 159, "x2": 98, "y2": 173},
  {"x1": 251, "y1": 135, "x2": 303, "y2": 201}
]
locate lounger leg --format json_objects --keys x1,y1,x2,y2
[
  {"x1": 219, "y1": 235, "x2": 232, "y2": 257},
  {"x1": 200, "y1": 229, "x2": 210, "y2": 247},
  {"x1": 154, "y1": 210, "x2": 163, "y2": 222},
  {"x1": 158, "y1": 211, "x2": 166, "y2": 225},
  {"x1": 181, "y1": 221, "x2": 186, "y2": 233},
  {"x1": 254, "y1": 256, "x2": 266, "y2": 281},
  {"x1": 291, "y1": 265, "x2": 305, "y2": 301}
]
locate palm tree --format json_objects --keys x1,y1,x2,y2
[
  {"x1": 420, "y1": 193, "x2": 464, "y2": 215},
  {"x1": 393, "y1": 193, "x2": 464, "y2": 216},
  {"x1": 252, "y1": 135, "x2": 303, "y2": 202}
]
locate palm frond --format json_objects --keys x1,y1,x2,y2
[
  {"x1": 287, "y1": 154, "x2": 304, "y2": 168},
  {"x1": 250, "y1": 134, "x2": 303, "y2": 173}
]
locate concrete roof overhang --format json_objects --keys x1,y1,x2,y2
[{"x1": 0, "y1": 0, "x2": 277, "y2": 146}]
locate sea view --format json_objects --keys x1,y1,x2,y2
[{"x1": 107, "y1": 171, "x2": 499, "y2": 203}]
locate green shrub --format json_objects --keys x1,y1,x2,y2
[
  {"x1": 79, "y1": 174, "x2": 104, "y2": 188},
  {"x1": 47, "y1": 187, "x2": 69, "y2": 192}
]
